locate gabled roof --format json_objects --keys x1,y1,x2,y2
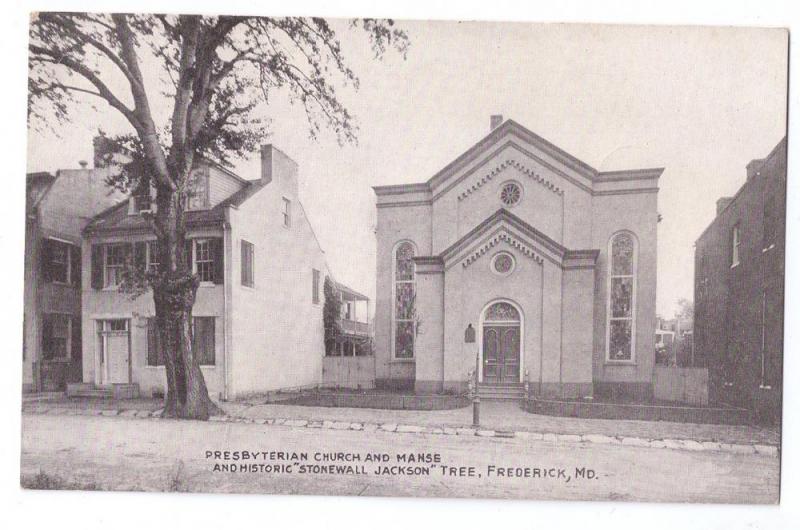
[
  {"x1": 440, "y1": 208, "x2": 566, "y2": 262},
  {"x1": 436, "y1": 208, "x2": 599, "y2": 269},
  {"x1": 373, "y1": 118, "x2": 664, "y2": 197},
  {"x1": 26, "y1": 172, "x2": 57, "y2": 212},
  {"x1": 334, "y1": 281, "x2": 369, "y2": 301},
  {"x1": 83, "y1": 167, "x2": 264, "y2": 236},
  {"x1": 84, "y1": 197, "x2": 229, "y2": 235},
  {"x1": 427, "y1": 119, "x2": 598, "y2": 189}
]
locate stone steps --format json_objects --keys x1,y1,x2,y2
[
  {"x1": 477, "y1": 383, "x2": 526, "y2": 401},
  {"x1": 66, "y1": 383, "x2": 140, "y2": 399}
]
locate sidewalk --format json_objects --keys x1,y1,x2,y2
[{"x1": 22, "y1": 396, "x2": 780, "y2": 448}]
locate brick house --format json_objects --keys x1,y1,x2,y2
[
  {"x1": 373, "y1": 117, "x2": 662, "y2": 400},
  {"x1": 694, "y1": 137, "x2": 786, "y2": 424},
  {"x1": 23, "y1": 167, "x2": 124, "y2": 392},
  {"x1": 76, "y1": 144, "x2": 368, "y2": 400}
]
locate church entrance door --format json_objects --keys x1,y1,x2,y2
[{"x1": 481, "y1": 301, "x2": 521, "y2": 384}]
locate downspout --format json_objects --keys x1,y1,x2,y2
[{"x1": 222, "y1": 208, "x2": 232, "y2": 401}]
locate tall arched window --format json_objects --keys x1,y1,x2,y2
[
  {"x1": 393, "y1": 241, "x2": 416, "y2": 359},
  {"x1": 607, "y1": 232, "x2": 637, "y2": 362}
]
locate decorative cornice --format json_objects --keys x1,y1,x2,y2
[
  {"x1": 595, "y1": 168, "x2": 664, "y2": 182},
  {"x1": 457, "y1": 159, "x2": 564, "y2": 202},
  {"x1": 372, "y1": 183, "x2": 431, "y2": 196},
  {"x1": 593, "y1": 187, "x2": 659, "y2": 196},
  {"x1": 413, "y1": 256, "x2": 445, "y2": 274},
  {"x1": 375, "y1": 199, "x2": 432, "y2": 209},
  {"x1": 461, "y1": 231, "x2": 544, "y2": 269}
]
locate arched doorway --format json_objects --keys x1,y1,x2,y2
[{"x1": 480, "y1": 301, "x2": 522, "y2": 384}]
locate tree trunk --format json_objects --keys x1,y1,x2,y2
[
  {"x1": 151, "y1": 161, "x2": 221, "y2": 420},
  {"x1": 154, "y1": 274, "x2": 221, "y2": 419}
]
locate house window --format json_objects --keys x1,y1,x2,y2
[
  {"x1": 731, "y1": 224, "x2": 741, "y2": 267},
  {"x1": 607, "y1": 232, "x2": 636, "y2": 362},
  {"x1": 187, "y1": 168, "x2": 208, "y2": 210},
  {"x1": 132, "y1": 180, "x2": 152, "y2": 212},
  {"x1": 147, "y1": 241, "x2": 160, "y2": 273},
  {"x1": 393, "y1": 241, "x2": 416, "y2": 359},
  {"x1": 241, "y1": 240, "x2": 254, "y2": 287},
  {"x1": 148, "y1": 317, "x2": 214, "y2": 366},
  {"x1": 42, "y1": 313, "x2": 71, "y2": 361},
  {"x1": 312, "y1": 269, "x2": 320, "y2": 304},
  {"x1": 194, "y1": 239, "x2": 214, "y2": 283},
  {"x1": 282, "y1": 197, "x2": 291, "y2": 227},
  {"x1": 192, "y1": 317, "x2": 215, "y2": 365},
  {"x1": 48, "y1": 239, "x2": 71, "y2": 284},
  {"x1": 104, "y1": 244, "x2": 127, "y2": 288}
]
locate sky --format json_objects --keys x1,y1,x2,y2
[{"x1": 26, "y1": 19, "x2": 788, "y2": 317}]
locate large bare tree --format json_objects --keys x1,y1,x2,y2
[{"x1": 28, "y1": 13, "x2": 407, "y2": 419}]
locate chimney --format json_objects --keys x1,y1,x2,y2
[
  {"x1": 716, "y1": 197, "x2": 734, "y2": 215},
  {"x1": 260, "y1": 144, "x2": 299, "y2": 197},
  {"x1": 490, "y1": 114, "x2": 504, "y2": 131},
  {"x1": 746, "y1": 159, "x2": 762, "y2": 181}
]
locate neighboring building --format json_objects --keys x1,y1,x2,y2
[
  {"x1": 78, "y1": 144, "x2": 355, "y2": 400},
  {"x1": 321, "y1": 281, "x2": 375, "y2": 389},
  {"x1": 334, "y1": 281, "x2": 371, "y2": 356},
  {"x1": 373, "y1": 117, "x2": 662, "y2": 400},
  {"x1": 655, "y1": 316, "x2": 694, "y2": 367},
  {"x1": 694, "y1": 137, "x2": 786, "y2": 424},
  {"x1": 23, "y1": 167, "x2": 124, "y2": 392}
]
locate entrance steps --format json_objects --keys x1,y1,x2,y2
[
  {"x1": 477, "y1": 382, "x2": 526, "y2": 401},
  {"x1": 66, "y1": 383, "x2": 140, "y2": 399}
]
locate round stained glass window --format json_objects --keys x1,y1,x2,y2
[
  {"x1": 499, "y1": 182, "x2": 522, "y2": 207},
  {"x1": 491, "y1": 252, "x2": 515, "y2": 276}
]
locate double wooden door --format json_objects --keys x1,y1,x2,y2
[{"x1": 482, "y1": 325, "x2": 520, "y2": 384}]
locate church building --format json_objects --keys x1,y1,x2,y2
[{"x1": 373, "y1": 117, "x2": 662, "y2": 400}]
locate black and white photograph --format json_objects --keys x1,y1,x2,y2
[{"x1": 6, "y1": 1, "x2": 796, "y2": 526}]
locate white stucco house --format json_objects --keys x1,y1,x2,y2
[
  {"x1": 373, "y1": 117, "x2": 662, "y2": 401},
  {"x1": 76, "y1": 145, "x2": 356, "y2": 400}
]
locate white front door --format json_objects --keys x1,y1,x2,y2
[{"x1": 99, "y1": 320, "x2": 130, "y2": 385}]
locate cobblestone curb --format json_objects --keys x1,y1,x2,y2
[{"x1": 23, "y1": 406, "x2": 779, "y2": 458}]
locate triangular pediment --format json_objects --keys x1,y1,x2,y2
[
  {"x1": 373, "y1": 118, "x2": 663, "y2": 203},
  {"x1": 439, "y1": 209, "x2": 567, "y2": 269},
  {"x1": 427, "y1": 120, "x2": 598, "y2": 196}
]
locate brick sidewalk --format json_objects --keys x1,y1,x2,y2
[
  {"x1": 229, "y1": 400, "x2": 779, "y2": 446},
  {"x1": 22, "y1": 396, "x2": 780, "y2": 447}
]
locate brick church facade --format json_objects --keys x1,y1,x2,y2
[{"x1": 373, "y1": 117, "x2": 663, "y2": 400}]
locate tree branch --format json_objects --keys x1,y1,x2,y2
[
  {"x1": 111, "y1": 14, "x2": 175, "y2": 191},
  {"x1": 29, "y1": 44, "x2": 141, "y2": 129}
]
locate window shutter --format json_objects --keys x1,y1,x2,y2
[
  {"x1": 184, "y1": 239, "x2": 193, "y2": 270},
  {"x1": 90, "y1": 244, "x2": 104, "y2": 290},
  {"x1": 124, "y1": 242, "x2": 134, "y2": 264},
  {"x1": 212, "y1": 238, "x2": 224, "y2": 284},
  {"x1": 193, "y1": 317, "x2": 215, "y2": 365},
  {"x1": 71, "y1": 245, "x2": 81, "y2": 286},
  {"x1": 134, "y1": 241, "x2": 147, "y2": 271},
  {"x1": 41, "y1": 315, "x2": 53, "y2": 361},
  {"x1": 40, "y1": 239, "x2": 53, "y2": 283},
  {"x1": 71, "y1": 317, "x2": 82, "y2": 360}
]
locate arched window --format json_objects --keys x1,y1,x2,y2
[
  {"x1": 607, "y1": 232, "x2": 637, "y2": 362},
  {"x1": 393, "y1": 241, "x2": 416, "y2": 359}
]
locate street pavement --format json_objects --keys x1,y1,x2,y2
[{"x1": 20, "y1": 413, "x2": 780, "y2": 503}]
